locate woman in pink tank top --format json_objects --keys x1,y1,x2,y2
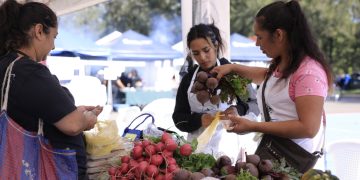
[{"x1": 211, "y1": 0, "x2": 333, "y2": 165}]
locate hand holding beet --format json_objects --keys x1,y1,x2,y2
[{"x1": 192, "y1": 70, "x2": 251, "y2": 106}]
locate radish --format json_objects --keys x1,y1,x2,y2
[
  {"x1": 126, "y1": 172, "x2": 135, "y2": 179},
  {"x1": 119, "y1": 163, "x2": 129, "y2": 174},
  {"x1": 165, "y1": 139, "x2": 178, "y2": 151},
  {"x1": 146, "y1": 164, "x2": 159, "y2": 177},
  {"x1": 164, "y1": 173, "x2": 173, "y2": 180},
  {"x1": 142, "y1": 139, "x2": 151, "y2": 147},
  {"x1": 137, "y1": 161, "x2": 149, "y2": 174},
  {"x1": 166, "y1": 157, "x2": 177, "y2": 165},
  {"x1": 155, "y1": 173, "x2": 164, "y2": 180},
  {"x1": 150, "y1": 154, "x2": 163, "y2": 166},
  {"x1": 179, "y1": 144, "x2": 192, "y2": 156},
  {"x1": 121, "y1": 155, "x2": 130, "y2": 163},
  {"x1": 129, "y1": 159, "x2": 138, "y2": 169},
  {"x1": 161, "y1": 132, "x2": 171, "y2": 143},
  {"x1": 145, "y1": 144, "x2": 156, "y2": 156},
  {"x1": 132, "y1": 146, "x2": 143, "y2": 159},
  {"x1": 155, "y1": 142, "x2": 165, "y2": 152},
  {"x1": 134, "y1": 141, "x2": 142, "y2": 147},
  {"x1": 136, "y1": 156, "x2": 145, "y2": 163},
  {"x1": 162, "y1": 149, "x2": 173, "y2": 158},
  {"x1": 166, "y1": 164, "x2": 178, "y2": 173},
  {"x1": 108, "y1": 167, "x2": 117, "y2": 176}
]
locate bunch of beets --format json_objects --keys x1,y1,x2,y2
[
  {"x1": 191, "y1": 71, "x2": 221, "y2": 105},
  {"x1": 107, "y1": 132, "x2": 192, "y2": 180}
]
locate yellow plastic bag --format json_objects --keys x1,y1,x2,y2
[
  {"x1": 84, "y1": 120, "x2": 121, "y2": 156},
  {"x1": 196, "y1": 112, "x2": 220, "y2": 153}
]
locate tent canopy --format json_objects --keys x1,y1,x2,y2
[
  {"x1": 104, "y1": 30, "x2": 182, "y2": 61},
  {"x1": 51, "y1": 28, "x2": 109, "y2": 58},
  {"x1": 230, "y1": 33, "x2": 270, "y2": 62},
  {"x1": 52, "y1": 29, "x2": 182, "y2": 61},
  {"x1": 171, "y1": 33, "x2": 270, "y2": 62}
]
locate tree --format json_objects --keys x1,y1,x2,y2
[
  {"x1": 230, "y1": 0, "x2": 273, "y2": 35},
  {"x1": 61, "y1": 0, "x2": 181, "y2": 45},
  {"x1": 230, "y1": 0, "x2": 360, "y2": 74},
  {"x1": 61, "y1": 0, "x2": 360, "y2": 73}
]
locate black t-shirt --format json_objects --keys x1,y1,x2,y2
[{"x1": 0, "y1": 51, "x2": 87, "y2": 178}]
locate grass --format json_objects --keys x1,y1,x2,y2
[{"x1": 342, "y1": 89, "x2": 360, "y2": 95}]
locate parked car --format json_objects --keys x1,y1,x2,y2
[{"x1": 331, "y1": 73, "x2": 360, "y2": 101}]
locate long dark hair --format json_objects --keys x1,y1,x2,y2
[
  {"x1": 186, "y1": 23, "x2": 225, "y2": 59},
  {"x1": 256, "y1": 0, "x2": 333, "y2": 89},
  {"x1": 0, "y1": 0, "x2": 57, "y2": 56}
]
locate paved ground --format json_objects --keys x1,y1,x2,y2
[{"x1": 325, "y1": 95, "x2": 360, "y2": 113}]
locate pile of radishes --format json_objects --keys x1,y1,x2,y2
[{"x1": 106, "y1": 132, "x2": 193, "y2": 180}]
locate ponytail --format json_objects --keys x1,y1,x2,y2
[
  {"x1": 0, "y1": 0, "x2": 57, "y2": 57},
  {"x1": 0, "y1": 0, "x2": 22, "y2": 56},
  {"x1": 256, "y1": 0, "x2": 333, "y2": 89}
]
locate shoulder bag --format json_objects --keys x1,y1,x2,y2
[{"x1": 254, "y1": 73, "x2": 324, "y2": 173}]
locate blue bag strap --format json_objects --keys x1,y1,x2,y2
[{"x1": 126, "y1": 113, "x2": 155, "y2": 130}]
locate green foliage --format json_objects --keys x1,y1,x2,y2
[
  {"x1": 235, "y1": 169, "x2": 257, "y2": 180},
  {"x1": 174, "y1": 152, "x2": 216, "y2": 172},
  {"x1": 218, "y1": 72, "x2": 252, "y2": 103},
  {"x1": 271, "y1": 158, "x2": 302, "y2": 180},
  {"x1": 230, "y1": 1, "x2": 274, "y2": 36}
]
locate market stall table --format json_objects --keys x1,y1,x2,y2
[{"x1": 125, "y1": 89, "x2": 175, "y2": 106}]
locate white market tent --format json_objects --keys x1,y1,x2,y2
[{"x1": 172, "y1": 33, "x2": 270, "y2": 62}]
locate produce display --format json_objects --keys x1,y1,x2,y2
[
  {"x1": 91, "y1": 131, "x2": 341, "y2": 180},
  {"x1": 191, "y1": 71, "x2": 251, "y2": 105}
]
